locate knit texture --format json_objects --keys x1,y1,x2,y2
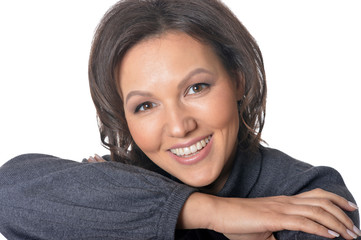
[{"x1": 0, "y1": 147, "x2": 359, "y2": 239}]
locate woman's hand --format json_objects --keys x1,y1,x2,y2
[
  {"x1": 88, "y1": 154, "x2": 106, "y2": 163},
  {"x1": 178, "y1": 188, "x2": 360, "y2": 239}
]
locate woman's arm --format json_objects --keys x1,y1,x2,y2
[
  {"x1": 178, "y1": 190, "x2": 360, "y2": 240},
  {"x1": 1, "y1": 154, "x2": 359, "y2": 240},
  {"x1": 176, "y1": 148, "x2": 361, "y2": 240},
  {"x1": 83, "y1": 154, "x2": 361, "y2": 239},
  {"x1": 0, "y1": 154, "x2": 195, "y2": 240}
]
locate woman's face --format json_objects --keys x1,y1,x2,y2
[{"x1": 119, "y1": 32, "x2": 242, "y2": 190}]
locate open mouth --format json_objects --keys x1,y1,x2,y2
[{"x1": 170, "y1": 135, "x2": 212, "y2": 157}]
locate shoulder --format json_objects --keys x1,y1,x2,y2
[
  {"x1": 252, "y1": 147, "x2": 346, "y2": 196},
  {"x1": 256, "y1": 147, "x2": 360, "y2": 231},
  {"x1": 260, "y1": 147, "x2": 313, "y2": 173}
]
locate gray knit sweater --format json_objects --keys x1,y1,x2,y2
[{"x1": 0, "y1": 147, "x2": 359, "y2": 239}]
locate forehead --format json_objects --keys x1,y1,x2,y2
[{"x1": 118, "y1": 32, "x2": 226, "y2": 94}]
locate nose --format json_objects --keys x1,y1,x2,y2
[{"x1": 163, "y1": 104, "x2": 197, "y2": 138}]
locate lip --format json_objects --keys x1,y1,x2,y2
[
  {"x1": 169, "y1": 134, "x2": 212, "y2": 149},
  {"x1": 168, "y1": 135, "x2": 213, "y2": 165}
]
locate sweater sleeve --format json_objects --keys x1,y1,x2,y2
[{"x1": 0, "y1": 154, "x2": 196, "y2": 240}]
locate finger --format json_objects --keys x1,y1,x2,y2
[
  {"x1": 296, "y1": 188, "x2": 358, "y2": 212},
  {"x1": 88, "y1": 156, "x2": 97, "y2": 162},
  {"x1": 285, "y1": 203, "x2": 355, "y2": 239},
  {"x1": 295, "y1": 189, "x2": 361, "y2": 238},
  {"x1": 94, "y1": 154, "x2": 106, "y2": 162},
  {"x1": 281, "y1": 215, "x2": 342, "y2": 239},
  {"x1": 291, "y1": 197, "x2": 355, "y2": 234}
]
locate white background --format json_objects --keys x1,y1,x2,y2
[{"x1": 0, "y1": 0, "x2": 360, "y2": 211}]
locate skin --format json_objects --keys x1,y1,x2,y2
[
  {"x1": 92, "y1": 32, "x2": 360, "y2": 239},
  {"x1": 118, "y1": 32, "x2": 242, "y2": 192}
]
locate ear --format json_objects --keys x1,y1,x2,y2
[{"x1": 233, "y1": 71, "x2": 245, "y2": 101}]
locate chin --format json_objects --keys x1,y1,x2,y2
[{"x1": 179, "y1": 172, "x2": 218, "y2": 188}]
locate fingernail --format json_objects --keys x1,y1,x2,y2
[
  {"x1": 328, "y1": 230, "x2": 339, "y2": 237},
  {"x1": 346, "y1": 229, "x2": 358, "y2": 239},
  {"x1": 353, "y1": 225, "x2": 361, "y2": 236},
  {"x1": 348, "y1": 201, "x2": 358, "y2": 209}
]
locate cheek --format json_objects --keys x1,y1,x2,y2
[
  {"x1": 127, "y1": 116, "x2": 162, "y2": 153},
  {"x1": 201, "y1": 91, "x2": 239, "y2": 131}
]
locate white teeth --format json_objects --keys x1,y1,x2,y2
[
  {"x1": 190, "y1": 145, "x2": 197, "y2": 153},
  {"x1": 184, "y1": 147, "x2": 191, "y2": 155},
  {"x1": 170, "y1": 135, "x2": 211, "y2": 157},
  {"x1": 196, "y1": 142, "x2": 202, "y2": 150}
]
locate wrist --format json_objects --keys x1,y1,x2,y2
[{"x1": 177, "y1": 192, "x2": 217, "y2": 230}]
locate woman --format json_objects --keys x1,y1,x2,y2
[{"x1": 0, "y1": 0, "x2": 360, "y2": 239}]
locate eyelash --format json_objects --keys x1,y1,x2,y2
[{"x1": 134, "y1": 83, "x2": 210, "y2": 113}]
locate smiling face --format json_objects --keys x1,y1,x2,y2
[{"x1": 119, "y1": 32, "x2": 242, "y2": 191}]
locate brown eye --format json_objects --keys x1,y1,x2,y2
[
  {"x1": 187, "y1": 83, "x2": 209, "y2": 95},
  {"x1": 135, "y1": 101, "x2": 156, "y2": 113},
  {"x1": 143, "y1": 103, "x2": 153, "y2": 110}
]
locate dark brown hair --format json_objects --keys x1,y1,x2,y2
[{"x1": 89, "y1": 0, "x2": 266, "y2": 163}]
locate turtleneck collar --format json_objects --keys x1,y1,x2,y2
[{"x1": 217, "y1": 147, "x2": 262, "y2": 198}]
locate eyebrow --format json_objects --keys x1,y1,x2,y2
[
  {"x1": 125, "y1": 91, "x2": 154, "y2": 104},
  {"x1": 125, "y1": 68, "x2": 214, "y2": 104},
  {"x1": 177, "y1": 68, "x2": 214, "y2": 91}
]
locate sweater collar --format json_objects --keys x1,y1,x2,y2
[{"x1": 216, "y1": 148, "x2": 262, "y2": 198}]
